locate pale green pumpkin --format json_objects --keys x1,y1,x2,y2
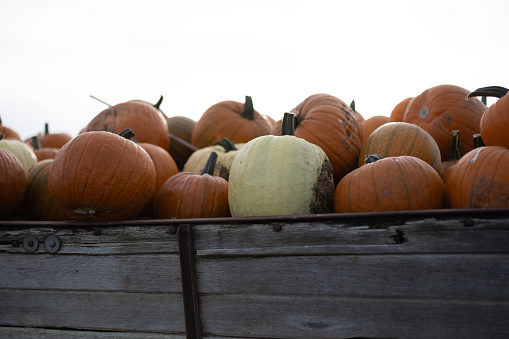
[
  {"x1": 183, "y1": 138, "x2": 244, "y2": 181},
  {"x1": 0, "y1": 135, "x2": 38, "y2": 174},
  {"x1": 228, "y1": 112, "x2": 334, "y2": 217}
]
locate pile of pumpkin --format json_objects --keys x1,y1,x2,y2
[{"x1": 0, "y1": 84, "x2": 508, "y2": 221}]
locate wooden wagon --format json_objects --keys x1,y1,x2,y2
[{"x1": 1, "y1": 208, "x2": 508, "y2": 338}]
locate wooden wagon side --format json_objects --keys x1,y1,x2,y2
[{"x1": 1, "y1": 209, "x2": 509, "y2": 338}]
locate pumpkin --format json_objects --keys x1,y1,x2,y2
[
  {"x1": 0, "y1": 116, "x2": 22, "y2": 140},
  {"x1": 390, "y1": 97, "x2": 413, "y2": 122},
  {"x1": 358, "y1": 122, "x2": 442, "y2": 173},
  {"x1": 334, "y1": 155, "x2": 445, "y2": 212},
  {"x1": 27, "y1": 123, "x2": 73, "y2": 149},
  {"x1": 0, "y1": 147, "x2": 26, "y2": 218},
  {"x1": 48, "y1": 129, "x2": 156, "y2": 220},
  {"x1": 360, "y1": 115, "x2": 396, "y2": 144},
  {"x1": 82, "y1": 101, "x2": 170, "y2": 151},
  {"x1": 30, "y1": 136, "x2": 59, "y2": 161},
  {"x1": 0, "y1": 135, "x2": 38, "y2": 174},
  {"x1": 183, "y1": 138, "x2": 243, "y2": 181},
  {"x1": 271, "y1": 94, "x2": 363, "y2": 183},
  {"x1": 467, "y1": 86, "x2": 509, "y2": 148},
  {"x1": 153, "y1": 152, "x2": 230, "y2": 219},
  {"x1": 444, "y1": 146, "x2": 509, "y2": 208},
  {"x1": 191, "y1": 96, "x2": 271, "y2": 148},
  {"x1": 137, "y1": 142, "x2": 179, "y2": 217},
  {"x1": 167, "y1": 115, "x2": 197, "y2": 170},
  {"x1": 402, "y1": 84, "x2": 485, "y2": 161},
  {"x1": 24, "y1": 159, "x2": 69, "y2": 220},
  {"x1": 229, "y1": 112, "x2": 335, "y2": 217}
]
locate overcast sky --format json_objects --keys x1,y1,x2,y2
[{"x1": 1, "y1": 0, "x2": 507, "y2": 140}]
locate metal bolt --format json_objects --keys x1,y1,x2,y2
[
  {"x1": 28, "y1": 240, "x2": 34, "y2": 247},
  {"x1": 93, "y1": 229, "x2": 101, "y2": 236},
  {"x1": 464, "y1": 218, "x2": 474, "y2": 227},
  {"x1": 49, "y1": 240, "x2": 56, "y2": 248},
  {"x1": 12, "y1": 240, "x2": 19, "y2": 247},
  {"x1": 169, "y1": 225, "x2": 177, "y2": 234},
  {"x1": 273, "y1": 224, "x2": 282, "y2": 232}
]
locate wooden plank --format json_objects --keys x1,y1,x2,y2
[
  {"x1": 0, "y1": 327, "x2": 187, "y2": 339},
  {"x1": 0, "y1": 253, "x2": 182, "y2": 292},
  {"x1": 191, "y1": 220, "x2": 509, "y2": 257},
  {"x1": 0, "y1": 290, "x2": 186, "y2": 334},
  {"x1": 0, "y1": 225, "x2": 179, "y2": 255},
  {"x1": 198, "y1": 294, "x2": 509, "y2": 338},
  {"x1": 193, "y1": 254, "x2": 509, "y2": 300}
]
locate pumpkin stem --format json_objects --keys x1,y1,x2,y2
[
  {"x1": 119, "y1": 128, "x2": 135, "y2": 140},
  {"x1": 44, "y1": 122, "x2": 49, "y2": 135},
  {"x1": 90, "y1": 95, "x2": 112, "y2": 107},
  {"x1": 364, "y1": 154, "x2": 384, "y2": 164},
  {"x1": 350, "y1": 100, "x2": 356, "y2": 112},
  {"x1": 154, "y1": 95, "x2": 163, "y2": 109},
  {"x1": 213, "y1": 138, "x2": 238, "y2": 152},
  {"x1": 201, "y1": 151, "x2": 218, "y2": 176},
  {"x1": 467, "y1": 86, "x2": 509, "y2": 100},
  {"x1": 281, "y1": 112, "x2": 296, "y2": 136},
  {"x1": 241, "y1": 96, "x2": 255, "y2": 120},
  {"x1": 448, "y1": 130, "x2": 461, "y2": 161},
  {"x1": 31, "y1": 136, "x2": 42, "y2": 150},
  {"x1": 473, "y1": 134, "x2": 485, "y2": 148}
]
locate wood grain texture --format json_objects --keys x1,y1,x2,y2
[{"x1": 1, "y1": 210, "x2": 509, "y2": 338}]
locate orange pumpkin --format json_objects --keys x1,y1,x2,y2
[
  {"x1": 467, "y1": 86, "x2": 509, "y2": 148},
  {"x1": 390, "y1": 97, "x2": 413, "y2": 122},
  {"x1": 154, "y1": 152, "x2": 230, "y2": 219},
  {"x1": 360, "y1": 115, "x2": 396, "y2": 144},
  {"x1": 402, "y1": 84, "x2": 485, "y2": 161},
  {"x1": 0, "y1": 147, "x2": 26, "y2": 218},
  {"x1": 30, "y1": 136, "x2": 59, "y2": 161},
  {"x1": 83, "y1": 101, "x2": 170, "y2": 151},
  {"x1": 137, "y1": 142, "x2": 179, "y2": 217},
  {"x1": 444, "y1": 146, "x2": 509, "y2": 208},
  {"x1": 358, "y1": 122, "x2": 442, "y2": 173},
  {"x1": 334, "y1": 155, "x2": 445, "y2": 212},
  {"x1": 271, "y1": 93, "x2": 363, "y2": 183},
  {"x1": 48, "y1": 129, "x2": 156, "y2": 221},
  {"x1": 191, "y1": 96, "x2": 271, "y2": 148},
  {"x1": 0, "y1": 117, "x2": 22, "y2": 140}
]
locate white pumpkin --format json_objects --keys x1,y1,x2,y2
[
  {"x1": 228, "y1": 112, "x2": 334, "y2": 217},
  {"x1": 0, "y1": 136, "x2": 38, "y2": 174}
]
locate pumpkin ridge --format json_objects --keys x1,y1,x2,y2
[
  {"x1": 384, "y1": 123, "x2": 401, "y2": 157},
  {"x1": 73, "y1": 134, "x2": 96, "y2": 209},
  {"x1": 83, "y1": 137, "x2": 112, "y2": 208},
  {"x1": 393, "y1": 158, "x2": 412, "y2": 210},
  {"x1": 371, "y1": 160, "x2": 381, "y2": 209},
  {"x1": 199, "y1": 175, "x2": 210, "y2": 218}
]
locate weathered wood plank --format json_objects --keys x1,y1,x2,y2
[
  {"x1": 0, "y1": 253, "x2": 182, "y2": 292},
  {"x1": 198, "y1": 294, "x2": 509, "y2": 338},
  {"x1": 0, "y1": 225, "x2": 179, "y2": 255},
  {"x1": 0, "y1": 290, "x2": 186, "y2": 334},
  {"x1": 191, "y1": 220, "x2": 509, "y2": 257},
  {"x1": 193, "y1": 253, "x2": 509, "y2": 300},
  {"x1": 0, "y1": 327, "x2": 187, "y2": 339}
]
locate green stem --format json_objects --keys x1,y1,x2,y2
[
  {"x1": 364, "y1": 154, "x2": 384, "y2": 164},
  {"x1": 213, "y1": 138, "x2": 237, "y2": 152},
  {"x1": 119, "y1": 128, "x2": 135, "y2": 140},
  {"x1": 467, "y1": 86, "x2": 508, "y2": 100},
  {"x1": 201, "y1": 151, "x2": 218, "y2": 175},
  {"x1": 44, "y1": 123, "x2": 49, "y2": 135},
  {"x1": 90, "y1": 95, "x2": 112, "y2": 107},
  {"x1": 350, "y1": 100, "x2": 356, "y2": 112},
  {"x1": 448, "y1": 130, "x2": 461, "y2": 161},
  {"x1": 281, "y1": 112, "x2": 296, "y2": 136},
  {"x1": 31, "y1": 136, "x2": 42, "y2": 150},
  {"x1": 241, "y1": 96, "x2": 255, "y2": 120},
  {"x1": 154, "y1": 95, "x2": 163, "y2": 109}
]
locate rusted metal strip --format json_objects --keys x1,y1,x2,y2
[{"x1": 178, "y1": 224, "x2": 202, "y2": 339}]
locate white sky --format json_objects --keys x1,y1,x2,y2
[{"x1": 1, "y1": 0, "x2": 507, "y2": 140}]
